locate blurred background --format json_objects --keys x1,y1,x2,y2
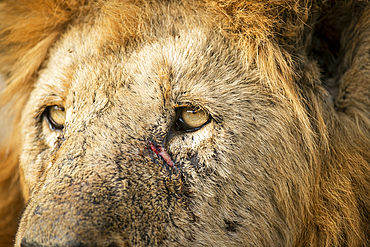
[{"x1": 0, "y1": 74, "x2": 12, "y2": 144}]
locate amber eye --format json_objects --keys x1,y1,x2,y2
[
  {"x1": 44, "y1": 106, "x2": 65, "y2": 131},
  {"x1": 175, "y1": 107, "x2": 210, "y2": 132}
]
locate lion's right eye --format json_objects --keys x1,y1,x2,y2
[{"x1": 44, "y1": 106, "x2": 65, "y2": 131}]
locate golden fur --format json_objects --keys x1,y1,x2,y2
[{"x1": 1, "y1": 0, "x2": 370, "y2": 246}]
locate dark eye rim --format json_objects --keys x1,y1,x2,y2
[
  {"x1": 43, "y1": 106, "x2": 65, "y2": 131},
  {"x1": 174, "y1": 107, "x2": 211, "y2": 132}
]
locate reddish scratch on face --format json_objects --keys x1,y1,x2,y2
[{"x1": 148, "y1": 141, "x2": 177, "y2": 174}]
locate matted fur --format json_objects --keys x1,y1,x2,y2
[{"x1": 0, "y1": 0, "x2": 370, "y2": 246}]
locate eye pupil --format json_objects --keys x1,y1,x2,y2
[{"x1": 45, "y1": 106, "x2": 65, "y2": 131}]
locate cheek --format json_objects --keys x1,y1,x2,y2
[
  {"x1": 168, "y1": 120, "x2": 214, "y2": 152},
  {"x1": 42, "y1": 119, "x2": 61, "y2": 147},
  {"x1": 168, "y1": 121, "x2": 221, "y2": 176},
  {"x1": 19, "y1": 104, "x2": 49, "y2": 195},
  {"x1": 19, "y1": 142, "x2": 45, "y2": 197}
]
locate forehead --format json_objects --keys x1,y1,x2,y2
[{"x1": 34, "y1": 15, "x2": 253, "y2": 109}]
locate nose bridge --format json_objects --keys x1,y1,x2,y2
[
  {"x1": 63, "y1": 101, "x2": 144, "y2": 157},
  {"x1": 52, "y1": 107, "x2": 150, "y2": 189}
]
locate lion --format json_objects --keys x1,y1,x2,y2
[{"x1": 1, "y1": 0, "x2": 370, "y2": 246}]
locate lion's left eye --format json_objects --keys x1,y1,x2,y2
[
  {"x1": 175, "y1": 107, "x2": 210, "y2": 132},
  {"x1": 44, "y1": 106, "x2": 65, "y2": 131}
]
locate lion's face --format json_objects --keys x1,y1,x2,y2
[
  {"x1": 14, "y1": 2, "x2": 314, "y2": 247},
  {"x1": 1, "y1": 0, "x2": 370, "y2": 246}
]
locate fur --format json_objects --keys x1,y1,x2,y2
[{"x1": 0, "y1": 0, "x2": 370, "y2": 246}]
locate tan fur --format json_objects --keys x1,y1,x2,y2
[{"x1": 1, "y1": 0, "x2": 370, "y2": 246}]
